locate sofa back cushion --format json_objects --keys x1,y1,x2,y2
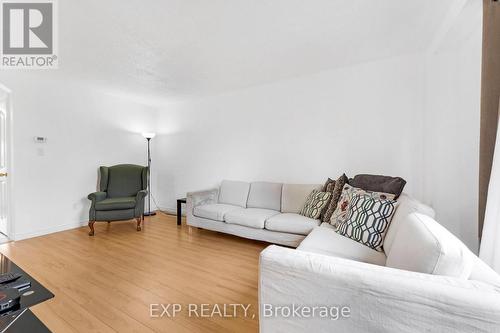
[
  {"x1": 386, "y1": 213, "x2": 475, "y2": 279},
  {"x1": 218, "y1": 180, "x2": 250, "y2": 207},
  {"x1": 247, "y1": 182, "x2": 283, "y2": 211},
  {"x1": 281, "y1": 184, "x2": 322, "y2": 213},
  {"x1": 383, "y1": 194, "x2": 435, "y2": 254}
]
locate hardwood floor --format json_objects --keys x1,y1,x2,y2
[{"x1": 0, "y1": 213, "x2": 268, "y2": 332}]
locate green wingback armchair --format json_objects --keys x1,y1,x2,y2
[{"x1": 87, "y1": 164, "x2": 148, "y2": 236}]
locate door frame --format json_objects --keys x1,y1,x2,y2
[{"x1": 0, "y1": 83, "x2": 14, "y2": 240}]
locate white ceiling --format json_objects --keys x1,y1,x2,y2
[{"x1": 59, "y1": 0, "x2": 457, "y2": 98}]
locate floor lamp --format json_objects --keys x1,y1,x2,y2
[{"x1": 142, "y1": 132, "x2": 156, "y2": 216}]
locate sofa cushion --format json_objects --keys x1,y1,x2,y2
[
  {"x1": 225, "y1": 208, "x2": 280, "y2": 229},
  {"x1": 281, "y1": 184, "x2": 321, "y2": 213},
  {"x1": 218, "y1": 180, "x2": 250, "y2": 207},
  {"x1": 297, "y1": 223, "x2": 386, "y2": 266},
  {"x1": 383, "y1": 194, "x2": 435, "y2": 254},
  {"x1": 95, "y1": 197, "x2": 136, "y2": 211},
  {"x1": 247, "y1": 182, "x2": 283, "y2": 211},
  {"x1": 265, "y1": 213, "x2": 320, "y2": 235},
  {"x1": 386, "y1": 213, "x2": 475, "y2": 278},
  {"x1": 193, "y1": 204, "x2": 241, "y2": 222}
]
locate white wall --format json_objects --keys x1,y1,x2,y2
[
  {"x1": 0, "y1": 72, "x2": 158, "y2": 240},
  {"x1": 155, "y1": 54, "x2": 426, "y2": 211},
  {"x1": 0, "y1": 4, "x2": 482, "y2": 252},
  {"x1": 422, "y1": 1, "x2": 482, "y2": 252},
  {"x1": 152, "y1": 4, "x2": 483, "y2": 253}
]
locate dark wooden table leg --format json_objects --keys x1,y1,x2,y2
[{"x1": 177, "y1": 199, "x2": 182, "y2": 226}]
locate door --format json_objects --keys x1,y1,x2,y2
[{"x1": 0, "y1": 90, "x2": 9, "y2": 236}]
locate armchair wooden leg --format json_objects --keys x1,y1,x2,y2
[
  {"x1": 88, "y1": 221, "x2": 95, "y2": 236},
  {"x1": 136, "y1": 217, "x2": 142, "y2": 231}
]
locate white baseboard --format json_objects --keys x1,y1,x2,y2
[
  {"x1": 12, "y1": 205, "x2": 182, "y2": 241},
  {"x1": 13, "y1": 220, "x2": 88, "y2": 241},
  {"x1": 157, "y1": 205, "x2": 179, "y2": 215}
]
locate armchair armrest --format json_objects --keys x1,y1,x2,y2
[
  {"x1": 259, "y1": 245, "x2": 500, "y2": 333},
  {"x1": 87, "y1": 191, "x2": 106, "y2": 203},
  {"x1": 134, "y1": 190, "x2": 148, "y2": 217},
  {"x1": 88, "y1": 191, "x2": 106, "y2": 221},
  {"x1": 136, "y1": 190, "x2": 148, "y2": 201}
]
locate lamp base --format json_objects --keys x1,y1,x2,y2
[{"x1": 144, "y1": 211, "x2": 157, "y2": 216}]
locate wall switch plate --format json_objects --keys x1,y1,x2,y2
[{"x1": 34, "y1": 136, "x2": 47, "y2": 143}]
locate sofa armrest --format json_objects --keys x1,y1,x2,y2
[
  {"x1": 186, "y1": 188, "x2": 218, "y2": 209},
  {"x1": 87, "y1": 191, "x2": 106, "y2": 203},
  {"x1": 186, "y1": 189, "x2": 218, "y2": 227},
  {"x1": 259, "y1": 245, "x2": 500, "y2": 333}
]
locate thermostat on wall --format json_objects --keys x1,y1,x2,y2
[{"x1": 34, "y1": 136, "x2": 47, "y2": 143}]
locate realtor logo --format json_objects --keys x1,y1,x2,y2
[{"x1": 1, "y1": 0, "x2": 58, "y2": 68}]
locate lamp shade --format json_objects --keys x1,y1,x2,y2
[{"x1": 142, "y1": 132, "x2": 156, "y2": 139}]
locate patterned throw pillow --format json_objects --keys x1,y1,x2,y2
[
  {"x1": 319, "y1": 179, "x2": 336, "y2": 220},
  {"x1": 325, "y1": 181, "x2": 336, "y2": 193},
  {"x1": 336, "y1": 193, "x2": 398, "y2": 252},
  {"x1": 330, "y1": 184, "x2": 395, "y2": 227},
  {"x1": 349, "y1": 174, "x2": 406, "y2": 199},
  {"x1": 322, "y1": 174, "x2": 348, "y2": 223},
  {"x1": 300, "y1": 190, "x2": 332, "y2": 219},
  {"x1": 322, "y1": 178, "x2": 335, "y2": 192}
]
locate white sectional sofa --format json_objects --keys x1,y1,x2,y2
[
  {"x1": 187, "y1": 180, "x2": 323, "y2": 246},
  {"x1": 188, "y1": 179, "x2": 500, "y2": 332},
  {"x1": 260, "y1": 198, "x2": 500, "y2": 332}
]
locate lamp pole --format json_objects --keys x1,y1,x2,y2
[{"x1": 143, "y1": 133, "x2": 156, "y2": 216}]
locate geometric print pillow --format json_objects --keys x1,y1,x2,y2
[
  {"x1": 299, "y1": 190, "x2": 332, "y2": 219},
  {"x1": 336, "y1": 193, "x2": 398, "y2": 252},
  {"x1": 330, "y1": 184, "x2": 395, "y2": 228}
]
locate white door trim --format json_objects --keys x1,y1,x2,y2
[{"x1": 0, "y1": 83, "x2": 14, "y2": 239}]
